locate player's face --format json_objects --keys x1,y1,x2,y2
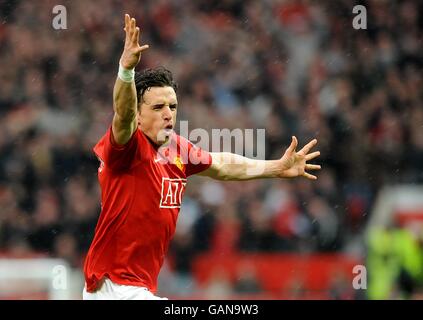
[{"x1": 138, "y1": 86, "x2": 178, "y2": 146}]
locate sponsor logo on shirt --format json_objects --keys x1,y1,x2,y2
[{"x1": 159, "y1": 178, "x2": 187, "y2": 209}]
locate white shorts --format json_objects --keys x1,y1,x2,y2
[{"x1": 82, "y1": 278, "x2": 168, "y2": 300}]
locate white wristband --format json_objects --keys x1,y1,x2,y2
[{"x1": 118, "y1": 64, "x2": 135, "y2": 83}]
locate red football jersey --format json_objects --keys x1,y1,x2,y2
[{"x1": 83, "y1": 127, "x2": 212, "y2": 293}]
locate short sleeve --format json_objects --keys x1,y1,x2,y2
[
  {"x1": 183, "y1": 137, "x2": 212, "y2": 177},
  {"x1": 94, "y1": 126, "x2": 139, "y2": 172}
]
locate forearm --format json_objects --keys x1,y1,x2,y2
[
  {"x1": 113, "y1": 76, "x2": 137, "y2": 123},
  {"x1": 112, "y1": 76, "x2": 137, "y2": 144},
  {"x1": 209, "y1": 152, "x2": 282, "y2": 181}
]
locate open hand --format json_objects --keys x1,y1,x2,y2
[
  {"x1": 279, "y1": 136, "x2": 321, "y2": 180},
  {"x1": 120, "y1": 14, "x2": 149, "y2": 70}
]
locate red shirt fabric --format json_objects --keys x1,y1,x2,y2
[{"x1": 83, "y1": 127, "x2": 212, "y2": 293}]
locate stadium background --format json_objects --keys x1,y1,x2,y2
[{"x1": 0, "y1": 0, "x2": 422, "y2": 299}]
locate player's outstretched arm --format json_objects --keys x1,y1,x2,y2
[
  {"x1": 198, "y1": 136, "x2": 321, "y2": 181},
  {"x1": 112, "y1": 14, "x2": 149, "y2": 145}
]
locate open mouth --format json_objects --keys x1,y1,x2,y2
[{"x1": 161, "y1": 124, "x2": 174, "y2": 139}]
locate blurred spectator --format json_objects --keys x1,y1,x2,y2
[
  {"x1": 367, "y1": 224, "x2": 423, "y2": 299},
  {"x1": 203, "y1": 267, "x2": 234, "y2": 300},
  {"x1": 233, "y1": 261, "x2": 263, "y2": 295}
]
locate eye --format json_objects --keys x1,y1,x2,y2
[{"x1": 170, "y1": 104, "x2": 177, "y2": 110}]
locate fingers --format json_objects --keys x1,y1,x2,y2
[
  {"x1": 305, "y1": 164, "x2": 321, "y2": 171},
  {"x1": 133, "y1": 28, "x2": 150, "y2": 52},
  {"x1": 124, "y1": 14, "x2": 149, "y2": 50},
  {"x1": 286, "y1": 136, "x2": 298, "y2": 154},
  {"x1": 130, "y1": 17, "x2": 136, "y2": 38},
  {"x1": 303, "y1": 172, "x2": 317, "y2": 180},
  {"x1": 305, "y1": 151, "x2": 320, "y2": 161},
  {"x1": 124, "y1": 14, "x2": 136, "y2": 39},
  {"x1": 125, "y1": 14, "x2": 129, "y2": 30},
  {"x1": 124, "y1": 15, "x2": 135, "y2": 42},
  {"x1": 299, "y1": 139, "x2": 317, "y2": 155},
  {"x1": 124, "y1": 14, "x2": 130, "y2": 40},
  {"x1": 138, "y1": 44, "x2": 150, "y2": 53},
  {"x1": 132, "y1": 26, "x2": 140, "y2": 44}
]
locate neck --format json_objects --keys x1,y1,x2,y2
[{"x1": 141, "y1": 130, "x2": 172, "y2": 149}]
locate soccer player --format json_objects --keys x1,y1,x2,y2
[{"x1": 82, "y1": 14, "x2": 321, "y2": 300}]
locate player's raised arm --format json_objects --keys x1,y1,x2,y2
[{"x1": 112, "y1": 14, "x2": 149, "y2": 145}]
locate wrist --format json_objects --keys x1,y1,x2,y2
[
  {"x1": 274, "y1": 160, "x2": 288, "y2": 178},
  {"x1": 118, "y1": 63, "x2": 135, "y2": 83}
]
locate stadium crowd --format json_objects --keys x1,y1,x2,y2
[{"x1": 0, "y1": 0, "x2": 422, "y2": 298}]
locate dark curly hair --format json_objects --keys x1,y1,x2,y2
[{"x1": 134, "y1": 67, "x2": 178, "y2": 108}]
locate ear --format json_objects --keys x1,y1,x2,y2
[
  {"x1": 136, "y1": 105, "x2": 142, "y2": 126},
  {"x1": 137, "y1": 111, "x2": 141, "y2": 126}
]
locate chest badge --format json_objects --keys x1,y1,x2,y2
[{"x1": 173, "y1": 156, "x2": 185, "y2": 172}]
